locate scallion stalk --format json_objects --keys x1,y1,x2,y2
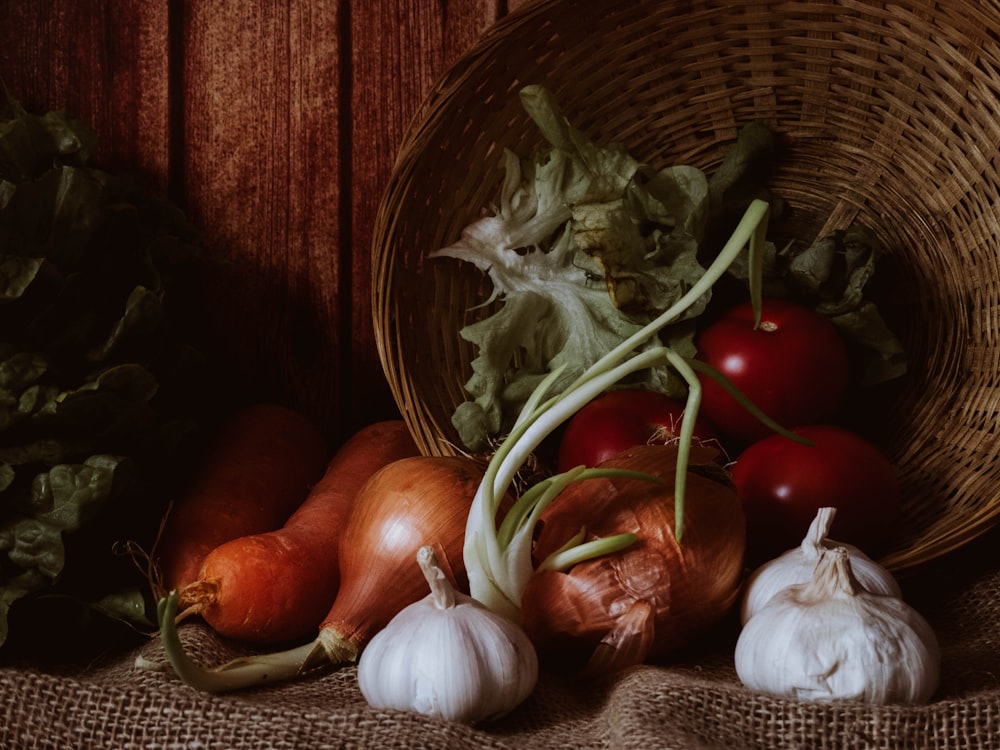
[{"x1": 463, "y1": 198, "x2": 772, "y2": 621}]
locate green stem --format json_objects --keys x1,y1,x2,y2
[
  {"x1": 662, "y1": 348, "x2": 701, "y2": 541},
  {"x1": 496, "y1": 467, "x2": 583, "y2": 551},
  {"x1": 538, "y1": 533, "x2": 638, "y2": 572},
  {"x1": 465, "y1": 347, "x2": 676, "y2": 617},
  {"x1": 476, "y1": 365, "x2": 569, "y2": 567},
  {"x1": 685, "y1": 358, "x2": 814, "y2": 445},
  {"x1": 539, "y1": 526, "x2": 587, "y2": 564},
  {"x1": 571, "y1": 199, "x2": 770, "y2": 388},
  {"x1": 149, "y1": 591, "x2": 317, "y2": 694},
  {"x1": 495, "y1": 479, "x2": 556, "y2": 551},
  {"x1": 511, "y1": 363, "x2": 568, "y2": 431},
  {"x1": 496, "y1": 466, "x2": 660, "y2": 551}
]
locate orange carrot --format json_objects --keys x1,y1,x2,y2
[
  {"x1": 176, "y1": 420, "x2": 419, "y2": 644},
  {"x1": 154, "y1": 403, "x2": 329, "y2": 593}
]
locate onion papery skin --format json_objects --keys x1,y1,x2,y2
[
  {"x1": 521, "y1": 444, "x2": 746, "y2": 674},
  {"x1": 316, "y1": 455, "x2": 491, "y2": 660}
]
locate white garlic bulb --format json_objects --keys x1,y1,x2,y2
[
  {"x1": 357, "y1": 546, "x2": 538, "y2": 724},
  {"x1": 735, "y1": 546, "x2": 940, "y2": 705},
  {"x1": 740, "y1": 507, "x2": 901, "y2": 624}
]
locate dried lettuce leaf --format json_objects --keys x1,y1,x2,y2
[
  {"x1": 0, "y1": 97, "x2": 96, "y2": 180},
  {"x1": 707, "y1": 120, "x2": 781, "y2": 213}
]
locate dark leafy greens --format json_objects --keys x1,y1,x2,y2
[{"x1": 0, "y1": 88, "x2": 217, "y2": 655}]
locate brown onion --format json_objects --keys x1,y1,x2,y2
[
  {"x1": 520, "y1": 443, "x2": 745, "y2": 674},
  {"x1": 312, "y1": 454, "x2": 485, "y2": 663}
]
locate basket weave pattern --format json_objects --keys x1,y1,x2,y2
[{"x1": 372, "y1": 0, "x2": 1000, "y2": 574}]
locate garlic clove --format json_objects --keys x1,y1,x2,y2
[
  {"x1": 735, "y1": 546, "x2": 940, "y2": 705},
  {"x1": 358, "y1": 546, "x2": 538, "y2": 724},
  {"x1": 740, "y1": 507, "x2": 902, "y2": 624},
  {"x1": 363, "y1": 606, "x2": 514, "y2": 721}
]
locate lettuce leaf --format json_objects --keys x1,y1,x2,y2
[{"x1": 432, "y1": 86, "x2": 712, "y2": 450}]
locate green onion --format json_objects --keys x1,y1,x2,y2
[{"x1": 463, "y1": 198, "x2": 771, "y2": 621}]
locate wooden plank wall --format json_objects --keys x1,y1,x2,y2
[{"x1": 0, "y1": 0, "x2": 529, "y2": 441}]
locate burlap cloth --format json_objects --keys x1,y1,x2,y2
[{"x1": 3, "y1": 524, "x2": 999, "y2": 750}]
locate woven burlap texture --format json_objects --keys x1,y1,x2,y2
[{"x1": 3, "y1": 526, "x2": 998, "y2": 750}]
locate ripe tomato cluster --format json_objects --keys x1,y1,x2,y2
[{"x1": 556, "y1": 297, "x2": 901, "y2": 566}]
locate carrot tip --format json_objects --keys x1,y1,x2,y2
[{"x1": 174, "y1": 579, "x2": 219, "y2": 622}]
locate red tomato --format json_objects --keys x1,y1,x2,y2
[
  {"x1": 731, "y1": 424, "x2": 901, "y2": 565},
  {"x1": 557, "y1": 389, "x2": 718, "y2": 473},
  {"x1": 695, "y1": 298, "x2": 849, "y2": 443}
]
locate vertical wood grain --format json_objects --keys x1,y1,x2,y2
[
  {"x1": 347, "y1": 0, "x2": 509, "y2": 429},
  {"x1": 178, "y1": 0, "x2": 346, "y2": 431},
  {"x1": 0, "y1": 0, "x2": 171, "y2": 191},
  {"x1": 0, "y1": 0, "x2": 524, "y2": 440}
]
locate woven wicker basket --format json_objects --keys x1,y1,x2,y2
[{"x1": 372, "y1": 0, "x2": 1000, "y2": 576}]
